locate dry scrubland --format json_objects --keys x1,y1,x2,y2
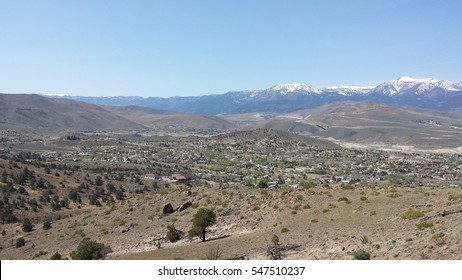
[
  {"x1": 1, "y1": 129, "x2": 462, "y2": 260},
  {"x1": 2, "y1": 181, "x2": 462, "y2": 260}
]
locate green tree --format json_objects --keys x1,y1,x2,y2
[
  {"x1": 95, "y1": 176, "x2": 104, "y2": 187},
  {"x1": 16, "y1": 237, "x2": 26, "y2": 248},
  {"x1": 189, "y1": 208, "x2": 216, "y2": 242},
  {"x1": 70, "y1": 238, "x2": 112, "y2": 260},
  {"x1": 0, "y1": 206, "x2": 17, "y2": 223},
  {"x1": 22, "y1": 218, "x2": 33, "y2": 232},
  {"x1": 166, "y1": 224, "x2": 181, "y2": 243},
  {"x1": 43, "y1": 220, "x2": 52, "y2": 230},
  {"x1": 257, "y1": 179, "x2": 269, "y2": 188}
]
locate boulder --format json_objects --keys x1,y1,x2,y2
[
  {"x1": 162, "y1": 203, "x2": 175, "y2": 214},
  {"x1": 178, "y1": 201, "x2": 192, "y2": 212}
]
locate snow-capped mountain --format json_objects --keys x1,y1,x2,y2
[
  {"x1": 48, "y1": 77, "x2": 462, "y2": 114},
  {"x1": 268, "y1": 83, "x2": 320, "y2": 94},
  {"x1": 322, "y1": 86, "x2": 374, "y2": 96},
  {"x1": 372, "y1": 76, "x2": 462, "y2": 96}
]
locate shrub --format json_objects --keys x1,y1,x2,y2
[
  {"x1": 70, "y1": 238, "x2": 112, "y2": 260},
  {"x1": 207, "y1": 245, "x2": 222, "y2": 260},
  {"x1": 388, "y1": 192, "x2": 401, "y2": 198},
  {"x1": 34, "y1": 251, "x2": 48, "y2": 258},
  {"x1": 311, "y1": 219, "x2": 319, "y2": 223},
  {"x1": 257, "y1": 179, "x2": 269, "y2": 189},
  {"x1": 281, "y1": 227, "x2": 289, "y2": 233},
  {"x1": 360, "y1": 235, "x2": 369, "y2": 244},
  {"x1": 432, "y1": 232, "x2": 446, "y2": 246},
  {"x1": 338, "y1": 197, "x2": 351, "y2": 204},
  {"x1": 43, "y1": 220, "x2": 52, "y2": 230},
  {"x1": 416, "y1": 221, "x2": 434, "y2": 230},
  {"x1": 271, "y1": 234, "x2": 280, "y2": 245},
  {"x1": 16, "y1": 237, "x2": 26, "y2": 248},
  {"x1": 401, "y1": 209, "x2": 424, "y2": 219},
  {"x1": 252, "y1": 206, "x2": 260, "y2": 211},
  {"x1": 352, "y1": 249, "x2": 370, "y2": 260},
  {"x1": 299, "y1": 179, "x2": 315, "y2": 189},
  {"x1": 341, "y1": 184, "x2": 355, "y2": 190},
  {"x1": 166, "y1": 224, "x2": 181, "y2": 243},
  {"x1": 21, "y1": 218, "x2": 33, "y2": 232},
  {"x1": 360, "y1": 196, "x2": 368, "y2": 201},
  {"x1": 50, "y1": 252, "x2": 62, "y2": 260}
]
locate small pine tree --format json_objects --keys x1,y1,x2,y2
[
  {"x1": 22, "y1": 218, "x2": 33, "y2": 232},
  {"x1": 43, "y1": 220, "x2": 52, "y2": 230},
  {"x1": 16, "y1": 237, "x2": 26, "y2": 248},
  {"x1": 167, "y1": 224, "x2": 181, "y2": 243}
]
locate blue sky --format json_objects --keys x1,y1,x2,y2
[{"x1": 1, "y1": 0, "x2": 461, "y2": 97}]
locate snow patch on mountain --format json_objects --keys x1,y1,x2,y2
[
  {"x1": 373, "y1": 76, "x2": 462, "y2": 96},
  {"x1": 269, "y1": 83, "x2": 320, "y2": 94},
  {"x1": 323, "y1": 86, "x2": 374, "y2": 96}
]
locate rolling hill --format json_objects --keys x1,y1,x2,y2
[
  {"x1": 0, "y1": 94, "x2": 145, "y2": 134},
  {"x1": 244, "y1": 101, "x2": 462, "y2": 150},
  {"x1": 106, "y1": 105, "x2": 235, "y2": 131}
]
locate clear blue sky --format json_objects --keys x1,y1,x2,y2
[{"x1": 1, "y1": 0, "x2": 461, "y2": 97}]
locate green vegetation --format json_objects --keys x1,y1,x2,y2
[
  {"x1": 432, "y1": 232, "x2": 446, "y2": 246},
  {"x1": 257, "y1": 179, "x2": 269, "y2": 189},
  {"x1": 401, "y1": 209, "x2": 424, "y2": 219},
  {"x1": 21, "y1": 218, "x2": 33, "y2": 232},
  {"x1": 70, "y1": 238, "x2": 112, "y2": 260},
  {"x1": 271, "y1": 234, "x2": 280, "y2": 246},
  {"x1": 43, "y1": 220, "x2": 52, "y2": 230},
  {"x1": 416, "y1": 221, "x2": 434, "y2": 230},
  {"x1": 360, "y1": 235, "x2": 369, "y2": 244},
  {"x1": 50, "y1": 252, "x2": 62, "y2": 260},
  {"x1": 34, "y1": 251, "x2": 48, "y2": 258},
  {"x1": 16, "y1": 237, "x2": 26, "y2": 248},
  {"x1": 166, "y1": 224, "x2": 182, "y2": 243},
  {"x1": 352, "y1": 249, "x2": 371, "y2": 260},
  {"x1": 281, "y1": 227, "x2": 289, "y2": 233},
  {"x1": 188, "y1": 208, "x2": 216, "y2": 242},
  {"x1": 299, "y1": 179, "x2": 315, "y2": 189}
]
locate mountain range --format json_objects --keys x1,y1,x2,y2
[{"x1": 54, "y1": 76, "x2": 462, "y2": 114}]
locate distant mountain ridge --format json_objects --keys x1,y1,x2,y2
[{"x1": 48, "y1": 77, "x2": 462, "y2": 114}]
